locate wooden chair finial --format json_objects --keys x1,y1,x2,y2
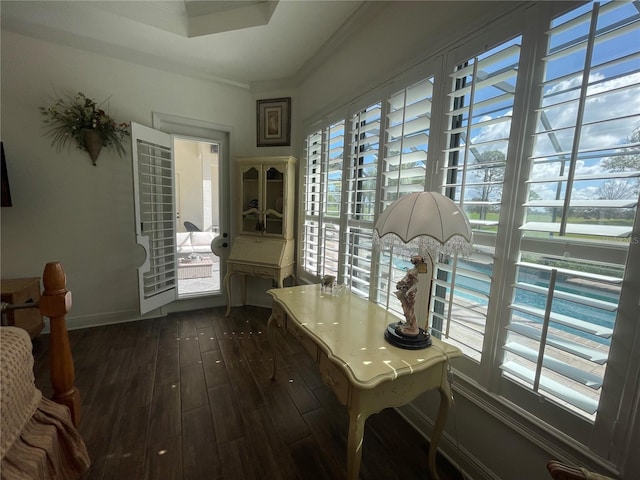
[
  {"x1": 42, "y1": 261, "x2": 67, "y2": 294},
  {"x1": 39, "y1": 261, "x2": 81, "y2": 426}
]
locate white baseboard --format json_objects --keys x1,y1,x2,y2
[
  {"x1": 42, "y1": 296, "x2": 229, "y2": 333},
  {"x1": 42, "y1": 308, "x2": 157, "y2": 333}
]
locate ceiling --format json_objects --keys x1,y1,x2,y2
[{"x1": 0, "y1": 0, "x2": 372, "y2": 89}]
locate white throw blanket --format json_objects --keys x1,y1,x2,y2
[
  {"x1": 0, "y1": 326, "x2": 90, "y2": 479},
  {"x1": 0, "y1": 327, "x2": 42, "y2": 460}
]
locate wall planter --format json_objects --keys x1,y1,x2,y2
[
  {"x1": 40, "y1": 92, "x2": 129, "y2": 166},
  {"x1": 82, "y1": 129, "x2": 103, "y2": 166}
]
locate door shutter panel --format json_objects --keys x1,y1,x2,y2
[{"x1": 131, "y1": 122, "x2": 177, "y2": 314}]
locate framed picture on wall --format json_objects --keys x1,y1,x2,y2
[{"x1": 256, "y1": 97, "x2": 291, "y2": 147}]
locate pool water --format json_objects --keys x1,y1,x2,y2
[{"x1": 446, "y1": 261, "x2": 617, "y2": 345}]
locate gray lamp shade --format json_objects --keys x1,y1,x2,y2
[{"x1": 373, "y1": 192, "x2": 472, "y2": 257}]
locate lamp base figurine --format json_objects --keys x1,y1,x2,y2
[
  {"x1": 385, "y1": 322, "x2": 432, "y2": 349},
  {"x1": 384, "y1": 255, "x2": 432, "y2": 350}
]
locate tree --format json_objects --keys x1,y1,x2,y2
[
  {"x1": 597, "y1": 180, "x2": 636, "y2": 220},
  {"x1": 599, "y1": 179, "x2": 636, "y2": 200},
  {"x1": 601, "y1": 127, "x2": 640, "y2": 174},
  {"x1": 468, "y1": 149, "x2": 506, "y2": 221},
  {"x1": 598, "y1": 127, "x2": 640, "y2": 220}
]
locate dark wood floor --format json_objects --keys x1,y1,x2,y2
[{"x1": 33, "y1": 305, "x2": 464, "y2": 480}]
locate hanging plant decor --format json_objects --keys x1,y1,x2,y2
[{"x1": 40, "y1": 92, "x2": 130, "y2": 165}]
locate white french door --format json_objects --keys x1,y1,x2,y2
[
  {"x1": 132, "y1": 119, "x2": 232, "y2": 314},
  {"x1": 131, "y1": 122, "x2": 177, "y2": 314}
]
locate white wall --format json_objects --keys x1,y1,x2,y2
[
  {"x1": 0, "y1": 30, "x2": 258, "y2": 326},
  {"x1": 297, "y1": 1, "x2": 520, "y2": 122},
  {"x1": 174, "y1": 140, "x2": 222, "y2": 233},
  {"x1": 174, "y1": 140, "x2": 203, "y2": 232}
]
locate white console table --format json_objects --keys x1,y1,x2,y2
[{"x1": 267, "y1": 284, "x2": 462, "y2": 480}]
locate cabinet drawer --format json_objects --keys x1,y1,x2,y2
[
  {"x1": 319, "y1": 353, "x2": 350, "y2": 406},
  {"x1": 286, "y1": 320, "x2": 318, "y2": 359},
  {"x1": 232, "y1": 263, "x2": 254, "y2": 274},
  {"x1": 254, "y1": 266, "x2": 275, "y2": 277}
]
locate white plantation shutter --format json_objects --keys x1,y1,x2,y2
[
  {"x1": 302, "y1": 121, "x2": 345, "y2": 279},
  {"x1": 131, "y1": 122, "x2": 177, "y2": 314},
  {"x1": 442, "y1": 39, "x2": 520, "y2": 228},
  {"x1": 302, "y1": 129, "x2": 323, "y2": 277},
  {"x1": 502, "y1": 259, "x2": 622, "y2": 416},
  {"x1": 343, "y1": 102, "x2": 381, "y2": 296},
  {"x1": 523, "y1": 1, "x2": 640, "y2": 240},
  {"x1": 501, "y1": 1, "x2": 640, "y2": 418},
  {"x1": 374, "y1": 77, "x2": 434, "y2": 314},
  {"x1": 325, "y1": 123, "x2": 345, "y2": 220},
  {"x1": 435, "y1": 37, "x2": 522, "y2": 357},
  {"x1": 304, "y1": 130, "x2": 323, "y2": 218},
  {"x1": 347, "y1": 103, "x2": 381, "y2": 223},
  {"x1": 322, "y1": 121, "x2": 346, "y2": 278},
  {"x1": 381, "y1": 77, "x2": 433, "y2": 207},
  {"x1": 431, "y1": 248, "x2": 494, "y2": 362}
]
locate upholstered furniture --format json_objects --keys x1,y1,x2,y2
[{"x1": 176, "y1": 231, "x2": 217, "y2": 258}]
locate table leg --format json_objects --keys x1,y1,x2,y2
[
  {"x1": 224, "y1": 271, "x2": 233, "y2": 316},
  {"x1": 347, "y1": 409, "x2": 366, "y2": 480},
  {"x1": 428, "y1": 367, "x2": 453, "y2": 480},
  {"x1": 267, "y1": 309, "x2": 280, "y2": 380}
]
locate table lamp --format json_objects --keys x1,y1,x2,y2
[{"x1": 373, "y1": 192, "x2": 472, "y2": 349}]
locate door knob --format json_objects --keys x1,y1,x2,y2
[{"x1": 211, "y1": 235, "x2": 229, "y2": 257}]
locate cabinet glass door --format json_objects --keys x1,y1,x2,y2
[
  {"x1": 241, "y1": 166, "x2": 261, "y2": 234},
  {"x1": 264, "y1": 166, "x2": 284, "y2": 236}
]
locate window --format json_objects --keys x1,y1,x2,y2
[
  {"x1": 342, "y1": 102, "x2": 382, "y2": 296},
  {"x1": 437, "y1": 36, "x2": 522, "y2": 363},
  {"x1": 300, "y1": 0, "x2": 639, "y2": 456},
  {"x1": 502, "y1": 0, "x2": 639, "y2": 421},
  {"x1": 301, "y1": 120, "x2": 345, "y2": 279},
  {"x1": 375, "y1": 76, "x2": 435, "y2": 318}
]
